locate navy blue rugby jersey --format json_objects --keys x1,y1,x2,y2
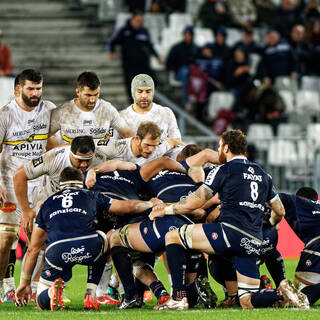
[
  {"x1": 35, "y1": 188, "x2": 112, "y2": 246},
  {"x1": 279, "y1": 193, "x2": 320, "y2": 245},
  {"x1": 90, "y1": 166, "x2": 146, "y2": 200},
  {"x1": 204, "y1": 157, "x2": 275, "y2": 239},
  {"x1": 147, "y1": 167, "x2": 212, "y2": 203}
]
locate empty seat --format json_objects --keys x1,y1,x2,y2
[
  {"x1": 249, "y1": 53, "x2": 261, "y2": 76},
  {"x1": 226, "y1": 28, "x2": 243, "y2": 47},
  {"x1": 207, "y1": 91, "x2": 235, "y2": 120},
  {"x1": 277, "y1": 123, "x2": 302, "y2": 137},
  {"x1": 247, "y1": 123, "x2": 273, "y2": 151},
  {"x1": 115, "y1": 12, "x2": 131, "y2": 30},
  {"x1": 278, "y1": 90, "x2": 295, "y2": 114},
  {"x1": 301, "y1": 76, "x2": 320, "y2": 91},
  {"x1": 267, "y1": 139, "x2": 298, "y2": 166},
  {"x1": 168, "y1": 13, "x2": 193, "y2": 33},
  {"x1": 194, "y1": 28, "x2": 214, "y2": 47},
  {"x1": 0, "y1": 77, "x2": 15, "y2": 107},
  {"x1": 275, "y1": 76, "x2": 298, "y2": 94},
  {"x1": 296, "y1": 90, "x2": 320, "y2": 115}
]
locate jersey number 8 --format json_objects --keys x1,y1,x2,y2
[{"x1": 250, "y1": 181, "x2": 259, "y2": 201}]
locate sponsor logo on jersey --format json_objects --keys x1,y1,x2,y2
[
  {"x1": 205, "y1": 166, "x2": 220, "y2": 185},
  {"x1": 312, "y1": 210, "x2": 320, "y2": 215},
  {"x1": 32, "y1": 157, "x2": 44, "y2": 167},
  {"x1": 248, "y1": 166, "x2": 255, "y2": 174},
  {"x1": 211, "y1": 232, "x2": 218, "y2": 240},
  {"x1": 143, "y1": 227, "x2": 148, "y2": 234},
  {"x1": 45, "y1": 269, "x2": 51, "y2": 278},
  {"x1": 306, "y1": 259, "x2": 312, "y2": 267},
  {"x1": 243, "y1": 172, "x2": 262, "y2": 182},
  {"x1": 83, "y1": 120, "x2": 92, "y2": 126},
  {"x1": 28, "y1": 119, "x2": 35, "y2": 125},
  {"x1": 13, "y1": 143, "x2": 44, "y2": 151},
  {"x1": 61, "y1": 246, "x2": 92, "y2": 264},
  {"x1": 97, "y1": 139, "x2": 110, "y2": 146},
  {"x1": 33, "y1": 123, "x2": 47, "y2": 130},
  {"x1": 90, "y1": 128, "x2": 107, "y2": 135},
  {"x1": 1, "y1": 202, "x2": 17, "y2": 212}
]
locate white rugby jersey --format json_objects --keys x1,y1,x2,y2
[
  {"x1": 24, "y1": 145, "x2": 107, "y2": 200},
  {"x1": 0, "y1": 99, "x2": 55, "y2": 186},
  {"x1": 49, "y1": 98, "x2": 127, "y2": 143},
  {"x1": 97, "y1": 137, "x2": 172, "y2": 166},
  {"x1": 116, "y1": 103, "x2": 181, "y2": 139}
]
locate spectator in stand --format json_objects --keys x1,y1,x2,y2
[
  {"x1": 107, "y1": 11, "x2": 162, "y2": 102},
  {"x1": 254, "y1": 0, "x2": 276, "y2": 27},
  {"x1": 0, "y1": 29, "x2": 13, "y2": 77},
  {"x1": 304, "y1": 0, "x2": 320, "y2": 21},
  {"x1": 289, "y1": 24, "x2": 313, "y2": 75},
  {"x1": 272, "y1": 0, "x2": 306, "y2": 40},
  {"x1": 257, "y1": 29, "x2": 299, "y2": 85},
  {"x1": 198, "y1": 0, "x2": 233, "y2": 32},
  {"x1": 233, "y1": 28, "x2": 263, "y2": 55},
  {"x1": 124, "y1": 0, "x2": 148, "y2": 12},
  {"x1": 207, "y1": 26, "x2": 232, "y2": 62},
  {"x1": 305, "y1": 18, "x2": 320, "y2": 47},
  {"x1": 166, "y1": 26, "x2": 199, "y2": 104},
  {"x1": 152, "y1": 0, "x2": 186, "y2": 14}
]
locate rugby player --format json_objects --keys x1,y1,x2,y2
[
  {"x1": 49, "y1": 71, "x2": 134, "y2": 144},
  {"x1": 114, "y1": 74, "x2": 181, "y2": 143},
  {"x1": 0, "y1": 69, "x2": 57, "y2": 302},
  {"x1": 15, "y1": 167, "x2": 157, "y2": 310},
  {"x1": 279, "y1": 187, "x2": 320, "y2": 306},
  {"x1": 149, "y1": 129, "x2": 309, "y2": 310}
]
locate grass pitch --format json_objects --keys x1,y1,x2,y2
[{"x1": 1, "y1": 258, "x2": 319, "y2": 320}]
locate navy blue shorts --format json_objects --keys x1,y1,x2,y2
[
  {"x1": 260, "y1": 226, "x2": 278, "y2": 263},
  {"x1": 296, "y1": 238, "x2": 320, "y2": 274},
  {"x1": 41, "y1": 233, "x2": 105, "y2": 282},
  {"x1": 140, "y1": 216, "x2": 190, "y2": 252},
  {"x1": 202, "y1": 222, "x2": 261, "y2": 279}
]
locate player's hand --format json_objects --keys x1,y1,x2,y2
[
  {"x1": 15, "y1": 284, "x2": 32, "y2": 306},
  {"x1": 0, "y1": 186, "x2": 6, "y2": 208},
  {"x1": 188, "y1": 166, "x2": 205, "y2": 184},
  {"x1": 149, "y1": 198, "x2": 164, "y2": 207},
  {"x1": 22, "y1": 208, "x2": 36, "y2": 239},
  {"x1": 149, "y1": 204, "x2": 166, "y2": 220},
  {"x1": 85, "y1": 169, "x2": 96, "y2": 189}
]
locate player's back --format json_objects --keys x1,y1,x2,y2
[
  {"x1": 280, "y1": 193, "x2": 320, "y2": 244},
  {"x1": 36, "y1": 188, "x2": 111, "y2": 245},
  {"x1": 205, "y1": 158, "x2": 274, "y2": 239}
]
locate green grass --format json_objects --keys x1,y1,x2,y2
[{"x1": 1, "y1": 258, "x2": 319, "y2": 320}]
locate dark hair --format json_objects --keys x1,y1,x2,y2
[
  {"x1": 59, "y1": 167, "x2": 84, "y2": 183},
  {"x1": 16, "y1": 69, "x2": 42, "y2": 86},
  {"x1": 179, "y1": 144, "x2": 202, "y2": 161},
  {"x1": 296, "y1": 187, "x2": 318, "y2": 200},
  {"x1": 131, "y1": 9, "x2": 144, "y2": 18},
  {"x1": 77, "y1": 71, "x2": 101, "y2": 90},
  {"x1": 71, "y1": 136, "x2": 95, "y2": 154},
  {"x1": 221, "y1": 129, "x2": 247, "y2": 155},
  {"x1": 137, "y1": 121, "x2": 161, "y2": 140}
]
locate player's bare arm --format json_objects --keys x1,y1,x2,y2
[
  {"x1": 149, "y1": 184, "x2": 213, "y2": 220},
  {"x1": 15, "y1": 226, "x2": 47, "y2": 306},
  {"x1": 118, "y1": 125, "x2": 135, "y2": 138},
  {"x1": 13, "y1": 166, "x2": 36, "y2": 237},
  {"x1": 269, "y1": 194, "x2": 286, "y2": 226},
  {"x1": 186, "y1": 148, "x2": 220, "y2": 167},
  {"x1": 85, "y1": 160, "x2": 137, "y2": 188},
  {"x1": 140, "y1": 157, "x2": 187, "y2": 181},
  {"x1": 109, "y1": 199, "x2": 156, "y2": 215},
  {"x1": 0, "y1": 185, "x2": 6, "y2": 208}
]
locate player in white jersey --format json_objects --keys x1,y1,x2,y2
[
  {"x1": 97, "y1": 121, "x2": 179, "y2": 166},
  {"x1": 0, "y1": 69, "x2": 57, "y2": 300},
  {"x1": 13, "y1": 136, "x2": 136, "y2": 228},
  {"x1": 114, "y1": 74, "x2": 181, "y2": 141},
  {"x1": 49, "y1": 71, "x2": 135, "y2": 144}
]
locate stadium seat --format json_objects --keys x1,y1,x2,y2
[
  {"x1": 277, "y1": 123, "x2": 302, "y2": 138},
  {"x1": 249, "y1": 53, "x2": 261, "y2": 76},
  {"x1": 296, "y1": 90, "x2": 320, "y2": 115},
  {"x1": 168, "y1": 13, "x2": 193, "y2": 33},
  {"x1": 225, "y1": 28, "x2": 243, "y2": 47},
  {"x1": 194, "y1": 28, "x2": 214, "y2": 47},
  {"x1": 301, "y1": 76, "x2": 320, "y2": 91},
  {"x1": 0, "y1": 77, "x2": 15, "y2": 107},
  {"x1": 278, "y1": 90, "x2": 295, "y2": 114},
  {"x1": 115, "y1": 12, "x2": 131, "y2": 30},
  {"x1": 160, "y1": 28, "x2": 183, "y2": 57},
  {"x1": 267, "y1": 139, "x2": 298, "y2": 166},
  {"x1": 274, "y1": 76, "x2": 298, "y2": 94},
  {"x1": 247, "y1": 123, "x2": 273, "y2": 151},
  {"x1": 168, "y1": 71, "x2": 183, "y2": 87},
  {"x1": 207, "y1": 91, "x2": 235, "y2": 120}
]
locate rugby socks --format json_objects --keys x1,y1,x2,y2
[
  {"x1": 265, "y1": 249, "x2": 285, "y2": 287},
  {"x1": 251, "y1": 289, "x2": 280, "y2": 307},
  {"x1": 110, "y1": 246, "x2": 136, "y2": 300},
  {"x1": 197, "y1": 254, "x2": 208, "y2": 278},
  {"x1": 166, "y1": 244, "x2": 186, "y2": 297},
  {"x1": 37, "y1": 289, "x2": 51, "y2": 310},
  {"x1": 96, "y1": 261, "x2": 113, "y2": 297},
  {"x1": 186, "y1": 282, "x2": 198, "y2": 308},
  {"x1": 301, "y1": 283, "x2": 320, "y2": 305},
  {"x1": 3, "y1": 249, "x2": 16, "y2": 292},
  {"x1": 134, "y1": 278, "x2": 148, "y2": 299},
  {"x1": 149, "y1": 280, "x2": 167, "y2": 299},
  {"x1": 88, "y1": 255, "x2": 107, "y2": 286}
]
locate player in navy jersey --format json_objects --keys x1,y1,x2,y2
[
  {"x1": 149, "y1": 129, "x2": 309, "y2": 310},
  {"x1": 108, "y1": 145, "x2": 220, "y2": 309},
  {"x1": 14, "y1": 167, "x2": 157, "y2": 311},
  {"x1": 279, "y1": 187, "x2": 320, "y2": 306}
]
